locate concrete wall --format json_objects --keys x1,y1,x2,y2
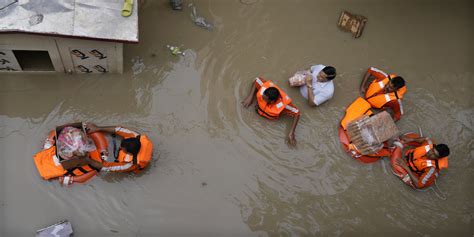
[{"x1": 0, "y1": 33, "x2": 123, "y2": 73}]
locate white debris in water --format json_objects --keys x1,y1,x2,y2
[
  {"x1": 132, "y1": 57, "x2": 145, "y2": 76},
  {"x1": 189, "y1": 3, "x2": 213, "y2": 30}
]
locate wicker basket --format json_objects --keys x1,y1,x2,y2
[{"x1": 346, "y1": 111, "x2": 399, "y2": 155}]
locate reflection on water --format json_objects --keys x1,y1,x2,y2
[{"x1": 1, "y1": 0, "x2": 473, "y2": 236}]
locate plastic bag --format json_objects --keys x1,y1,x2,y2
[
  {"x1": 56, "y1": 127, "x2": 96, "y2": 160},
  {"x1": 288, "y1": 70, "x2": 310, "y2": 87},
  {"x1": 189, "y1": 3, "x2": 214, "y2": 30}
]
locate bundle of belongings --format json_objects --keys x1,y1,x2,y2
[
  {"x1": 346, "y1": 111, "x2": 399, "y2": 155},
  {"x1": 56, "y1": 126, "x2": 95, "y2": 160},
  {"x1": 288, "y1": 71, "x2": 310, "y2": 87}
]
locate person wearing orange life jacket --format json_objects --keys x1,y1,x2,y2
[
  {"x1": 340, "y1": 67, "x2": 407, "y2": 129},
  {"x1": 393, "y1": 136, "x2": 450, "y2": 189},
  {"x1": 242, "y1": 77, "x2": 300, "y2": 146},
  {"x1": 85, "y1": 123, "x2": 153, "y2": 173},
  {"x1": 360, "y1": 67, "x2": 406, "y2": 121}
]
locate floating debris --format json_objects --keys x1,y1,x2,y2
[
  {"x1": 337, "y1": 10, "x2": 367, "y2": 38},
  {"x1": 189, "y1": 3, "x2": 213, "y2": 31},
  {"x1": 36, "y1": 220, "x2": 73, "y2": 237},
  {"x1": 166, "y1": 45, "x2": 185, "y2": 56},
  {"x1": 170, "y1": 0, "x2": 183, "y2": 10},
  {"x1": 131, "y1": 56, "x2": 145, "y2": 75}
]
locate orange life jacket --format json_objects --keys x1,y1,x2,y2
[
  {"x1": 33, "y1": 129, "x2": 106, "y2": 180},
  {"x1": 405, "y1": 144, "x2": 448, "y2": 175},
  {"x1": 115, "y1": 135, "x2": 153, "y2": 170},
  {"x1": 365, "y1": 75, "x2": 406, "y2": 109},
  {"x1": 33, "y1": 146, "x2": 100, "y2": 180},
  {"x1": 340, "y1": 97, "x2": 373, "y2": 129},
  {"x1": 256, "y1": 80, "x2": 292, "y2": 120}
]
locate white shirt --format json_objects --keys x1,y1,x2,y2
[{"x1": 299, "y1": 64, "x2": 334, "y2": 106}]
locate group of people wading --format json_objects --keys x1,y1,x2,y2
[
  {"x1": 242, "y1": 65, "x2": 450, "y2": 190},
  {"x1": 33, "y1": 65, "x2": 450, "y2": 190}
]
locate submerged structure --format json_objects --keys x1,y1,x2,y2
[{"x1": 0, "y1": 0, "x2": 139, "y2": 73}]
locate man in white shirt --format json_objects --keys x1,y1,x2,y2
[{"x1": 299, "y1": 65, "x2": 336, "y2": 106}]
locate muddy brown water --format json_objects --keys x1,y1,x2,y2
[{"x1": 1, "y1": 0, "x2": 473, "y2": 236}]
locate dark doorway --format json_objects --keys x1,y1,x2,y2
[{"x1": 12, "y1": 50, "x2": 55, "y2": 71}]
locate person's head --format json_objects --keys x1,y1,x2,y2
[
  {"x1": 386, "y1": 76, "x2": 405, "y2": 92},
  {"x1": 427, "y1": 144, "x2": 450, "y2": 159},
  {"x1": 263, "y1": 87, "x2": 280, "y2": 103},
  {"x1": 317, "y1": 66, "x2": 336, "y2": 82},
  {"x1": 120, "y1": 137, "x2": 141, "y2": 156}
]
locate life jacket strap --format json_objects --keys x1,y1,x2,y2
[
  {"x1": 406, "y1": 152, "x2": 423, "y2": 175},
  {"x1": 256, "y1": 106, "x2": 279, "y2": 119},
  {"x1": 65, "y1": 169, "x2": 76, "y2": 176}
]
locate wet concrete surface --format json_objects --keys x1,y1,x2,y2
[{"x1": 1, "y1": 0, "x2": 473, "y2": 236}]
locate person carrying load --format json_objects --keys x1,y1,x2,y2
[
  {"x1": 391, "y1": 134, "x2": 450, "y2": 189},
  {"x1": 84, "y1": 123, "x2": 153, "y2": 173},
  {"x1": 33, "y1": 122, "x2": 104, "y2": 186},
  {"x1": 242, "y1": 77, "x2": 300, "y2": 146},
  {"x1": 288, "y1": 65, "x2": 336, "y2": 107},
  {"x1": 341, "y1": 67, "x2": 406, "y2": 129}
]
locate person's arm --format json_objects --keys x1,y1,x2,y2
[
  {"x1": 305, "y1": 75, "x2": 317, "y2": 107},
  {"x1": 86, "y1": 157, "x2": 103, "y2": 170},
  {"x1": 85, "y1": 123, "x2": 116, "y2": 134},
  {"x1": 282, "y1": 102, "x2": 300, "y2": 147},
  {"x1": 400, "y1": 134, "x2": 432, "y2": 144},
  {"x1": 59, "y1": 170, "x2": 98, "y2": 185},
  {"x1": 395, "y1": 158, "x2": 423, "y2": 189},
  {"x1": 359, "y1": 70, "x2": 372, "y2": 96},
  {"x1": 404, "y1": 166, "x2": 422, "y2": 188},
  {"x1": 60, "y1": 156, "x2": 90, "y2": 170},
  {"x1": 101, "y1": 161, "x2": 137, "y2": 172},
  {"x1": 287, "y1": 114, "x2": 300, "y2": 147},
  {"x1": 86, "y1": 123, "x2": 139, "y2": 139},
  {"x1": 242, "y1": 79, "x2": 258, "y2": 108},
  {"x1": 60, "y1": 156, "x2": 103, "y2": 170},
  {"x1": 382, "y1": 100, "x2": 404, "y2": 121}
]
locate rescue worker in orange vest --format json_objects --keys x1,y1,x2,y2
[
  {"x1": 85, "y1": 123, "x2": 153, "y2": 173},
  {"x1": 360, "y1": 67, "x2": 407, "y2": 121},
  {"x1": 242, "y1": 77, "x2": 300, "y2": 146},
  {"x1": 340, "y1": 67, "x2": 407, "y2": 129},
  {"x1": 394, "y1": 136, "x2": 450, "y2": 189}
]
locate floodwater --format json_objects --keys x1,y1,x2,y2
[{"x1": 1, "y1": 0, "x2": 473, "y2": 236}]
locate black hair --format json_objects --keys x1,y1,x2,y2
[
  {"x1": 121, "y1": 137, "x2": 141, "y2": 156},
  {"x1": 434, "y1": 144, "x2": 450, "y2": 158},
  {"x1": 322, "y1": 66, "x2": 336, "y2": 80},
  {"x1": 391, "y1": 76, "x2": 405, "y2": 89},
  {"x1": 264, "y1": 87, "x2": 280, "y2": 101}
]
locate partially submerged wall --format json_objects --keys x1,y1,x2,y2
[{"x1": 0, "y1": 34, "x2": 123, "y2": 73}]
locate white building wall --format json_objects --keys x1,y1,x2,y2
[
  {"x1": 0, "y1": 33, "x2": 123, "y2": 73},
  {"x1": 0, "y1": 34, "x2": 64, "y2": 72}
]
